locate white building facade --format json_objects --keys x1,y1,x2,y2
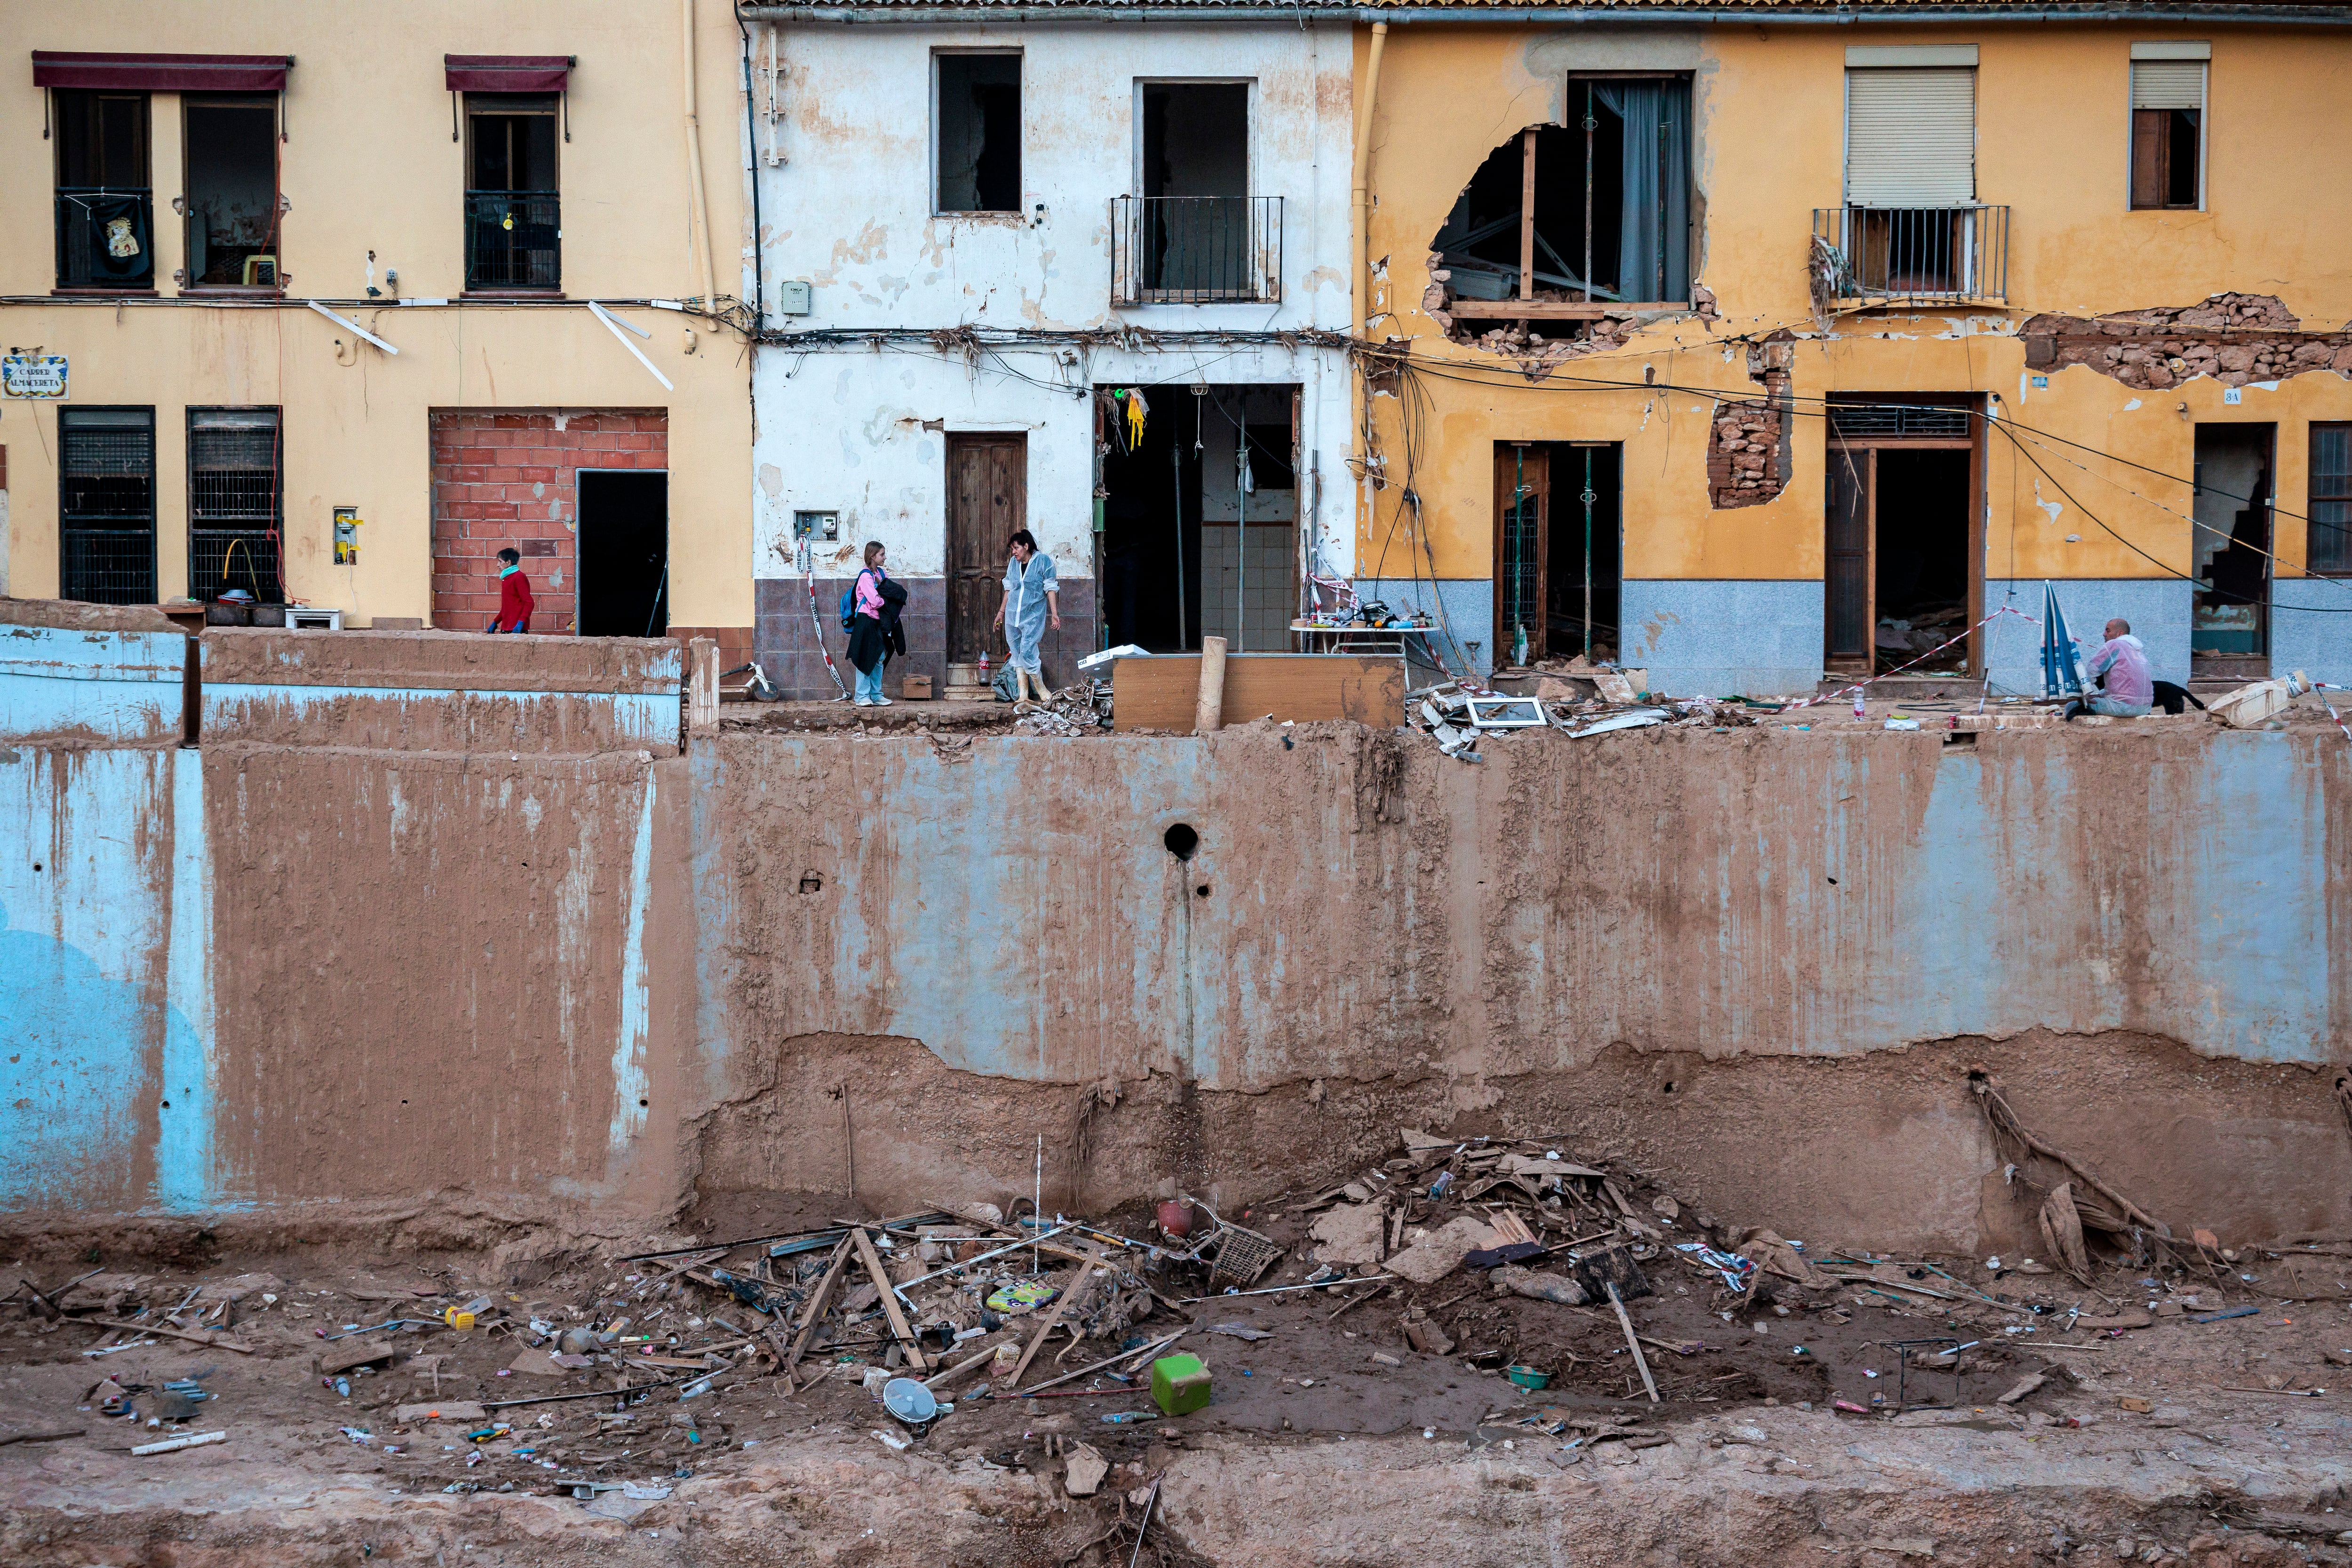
[{"x1": 741, "y1": 5, "x2": 1355, "y2": 696}]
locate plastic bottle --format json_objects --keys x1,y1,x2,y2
[
  {"x1": 1852, "y1": 691, "x2": 1866, "y2": 720},
  {"x1": 979, "y1": 649, "x2": 991, "y2": 686}
]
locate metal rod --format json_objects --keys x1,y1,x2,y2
[
  {"x1": 1234, "y1": 396, "x2": 1247, "y2": 652},
  {"x1": 1583, "y1": 447, "x2": 1594, "y2": 658},
  {"x1": 1172, "y1": 400, "x2": 1188, "y2": 651},
  {"x1": 892, "y1": 1224, "x2": 1079, "y2": 1294},
  {"x1": 1176, "y1": 1274, "x2": 1397, "y2": 1303},
  {"x1": 1583, "y1": 84, "x2": 1595, "y2": 306}
]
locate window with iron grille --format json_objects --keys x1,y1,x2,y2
[
  {"x1": 465, "y1": 93, "x2": 559, "y2": 291},
  {"x1": 189, "y1": 406, "x2": 282, "y2": 602},
  {"x1": 59, "y1": 407, "x2": 157, "y2": 605},
  {"x1": 2312, "y1": 424, "x2": 2352, "y2": 575}
]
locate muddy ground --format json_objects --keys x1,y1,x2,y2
[{"x1": 4, "y1": 1197, "x2": 2350, "y2": 1567}]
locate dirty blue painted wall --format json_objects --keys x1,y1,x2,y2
[{"x1": 0, "y1": 621, "x2": 2343, "y2": 1223}]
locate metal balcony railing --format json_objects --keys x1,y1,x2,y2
[
  {"x1": 56, "y1": 188, "x2": 154, "y2": 289},
  {"x1": 1110, "y1": 195, "x2": 1282, "y2": 305},
  {"x1": 464, "y1": 190, "x2": 561, "y2": 292},
  {"x1": 1810, "y1": 205, "x2": 2009, "y2": 306}
]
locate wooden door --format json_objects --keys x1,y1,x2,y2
[
  {"x1": 1493, "y1": 443, "x2": 1549, "y2": 667},
  {"x1": 946, "y1": 434, "x2": 1025, "y2": 664},
  {"x1": 1825, "y1": 443, "x2": 1874, "y2": 665}
]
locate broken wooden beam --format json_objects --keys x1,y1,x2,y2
[{"x1": 851, "y1": 1227, "x2": 928, "y2": 1374}]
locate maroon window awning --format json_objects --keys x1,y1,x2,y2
[
  {"x1": 445, "y1": 55, "x2": 571, "y2": 94},
  {"x1": 32, "y1": 52, "x2": 291, "y2": 92}
]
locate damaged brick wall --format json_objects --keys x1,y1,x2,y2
[
  {"x1": 429, "y1": 409, "x2": 669, "y2": 634},
  {"x1": 1709, "y1": 339, "x2": 1793, "y2": 509},
  {"x1": 2021, "y1": 292, "x2": 2352, "y2": 390}
]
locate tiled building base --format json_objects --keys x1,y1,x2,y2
[{"x1": 753, "y1": 577, "x2": 1099, "y2": 700}]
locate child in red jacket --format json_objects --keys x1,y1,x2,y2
[{"x1": 490, "y1": 547, "x2": 535, "y2": 634}]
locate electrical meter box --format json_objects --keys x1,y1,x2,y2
[
  {"x1": 776, "y1": 280, "x2": 812, "y2": 316},
  {"x1": 333, "y1": 506, "x2": 362, "y2": 565},
  {"x1": 793, "y1": 510, "x2": 838, "y2": 542}
]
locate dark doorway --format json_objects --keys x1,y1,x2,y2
[
  {"x1": 1824, "y1": 401, "x2": 1980, "y2": 675},
  {"x1": 2192, "y1": 422, "x2": 2273, "y2": 675},
  {"x1": 1490, "y1": 441, "x2": 1621, "y2": 668},
  {"x1": 1099, "y1": 384, "x2": 1298, "y2": 654},
  {"x1": 946, "y1": 433, "x2": 1025, "y2": 666},
  {"x1": 577, "y1": 470, "x2": 667, "y2": 637},
  {"x1": 1871, "y1": 449, "x2": 1972, "y2": 671}
]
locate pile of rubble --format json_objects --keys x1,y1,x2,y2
[
  {"x1": 1412, "y1": 658, "x2": 1765, "y2": 760},
  {"x1": 1012, "y1": 678, "x2": 1114, "y2": 736}
]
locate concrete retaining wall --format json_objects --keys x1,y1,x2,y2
[{"x1": 0, "y1": 603, "x2": 2344, "y2": 1255}]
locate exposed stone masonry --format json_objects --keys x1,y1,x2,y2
[
  {"x1": 1709, "y1": 337, "x2": 1793, "y2": 509},
  {"x1": 2021, "y1": 292, "x2": 2352, "y2": 390}
]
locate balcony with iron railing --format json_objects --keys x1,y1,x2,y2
[
  {"x1": 1810, "y1": 205, "x2": 2010, "y2": 309},
  {"x1": 56, "y1": 188, "x2": 154, "y2": 290},
  {"x1": 464, "y1": 190, "x2": 560, "y2": 293},
  {"x1": 1110, "y1": 195, "x2": 1282, "y2": 306}
]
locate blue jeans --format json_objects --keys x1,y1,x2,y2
[{"x1": 855, "y1": 661, "x2": 885, "y2": 702}]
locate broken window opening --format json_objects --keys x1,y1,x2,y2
[
  {"x1": 2130, "y1": 57, "x2": 2204, "y2": 211},
  {"x1": 1430, "y1": 77, "x2": 1689, "y2": 345},
  {"x1": 936, "y1": 53, "x2": 1022, "y2": 214},
  {"x1": 464, "y1": 94, "x2": 559, "y2": 291},
  {"x1": 183, "y1": 96, "x2": 280, "y2": 290},
  {"x1": 53, "y1": 88, "x2": 152, "y2": 289},
  {"x1": 2192, "y1": 422, "x2": 2274, "y2": 671}
]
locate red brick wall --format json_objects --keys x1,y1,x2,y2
[{"x1": 429, "y1": 410, "x2": 668, "y2": 634}]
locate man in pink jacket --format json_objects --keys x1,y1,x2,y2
[{"x1": 2070, "y1": 617, "x2": 2153, "y2": 718}]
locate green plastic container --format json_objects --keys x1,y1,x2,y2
[{"x1": 1151, "y1": 1353, "x2": 1212, "y2": 1416}]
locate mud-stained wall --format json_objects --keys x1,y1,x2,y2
[
  {"x1": 3, "y1": 620, "x2": 2347, "y2": 1252},
  {"x1": 699, "y1": 724, "x2": 2348, "y2": 1085}
]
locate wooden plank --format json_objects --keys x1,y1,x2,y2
[
  {"x1": 1518, "y1": 128, "x2": 1538, "y2": 302},
  {"x1": 1114, "y1": 654, "x2": 1405, "y2": 732},
  {"x1": 781, "y1": 1235, "x2": 856, "y2": 1381},
  {"x1": 84, "y1": 1317, "x2": 255, "y2": 1355},
  {"x1": 1007, "y1": 1247, "x2": 1107, "y2": 1390},
  {"x1": 852, "y1": 1226, "x2": 929, "y2": 1374},
  {"x1": 1446, "y1": 300, "x2": 1690, "y2": 320}
]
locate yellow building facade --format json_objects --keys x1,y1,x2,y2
[
  {"x1": 1354, "y1": 5, "x2": 2352, "y2": 694},
  {"x1": 0, "y1": 0, "x2": 752, "y2": 654}
]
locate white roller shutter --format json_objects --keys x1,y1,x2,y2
[
  {"x1": 2130, "y1": 60, "x2": 2205, "y2": 111},
  {"x1": 1845, "y1": 68, "x2": 1976, "y2": 206}
]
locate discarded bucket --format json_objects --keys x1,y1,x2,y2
[
  {"x1": 1504, "y1": 1365, "x2": 1550, "y2": 1391},
  {"x1": 1151, "y1": 1354, "x2": 1212, "y2": 1416}
]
